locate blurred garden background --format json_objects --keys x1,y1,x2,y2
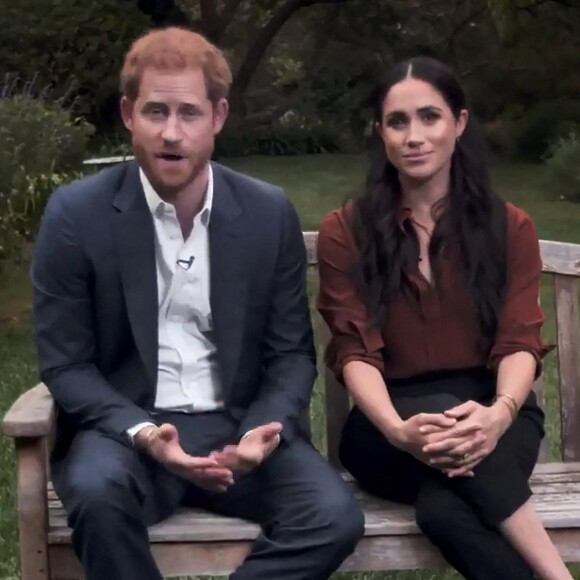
[{"x1": 1, "y1": 1, "x2": 580, "y2": 578}]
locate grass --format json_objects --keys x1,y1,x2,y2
[{"x1": 1, "y1": 155, "x2": 580, "y2": 579}]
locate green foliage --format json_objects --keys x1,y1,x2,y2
[
  {"x1": 89, "y1": 132, "x2": 133, "y2": 157},
  {"x1": 0, "y1": 96, "x2": 94, "y2": 179},
  {"x1": 0, "y1": 0, "x2": 153, "y2": 125},
  {"x1": 543, "y1": 133, "x2": 580, "y2": 203},
  {"x1": 0, "y1": 95, "x2": 92, "y2": 267},
  {"x1": 511, "y1": 100, "x2": 580, "y2": 161},
  {"x1": 483, "y1": 117, "x2": 517, "y2": 158},
  {"x1": 216, "y1": 120, "x2": 346, "y2": 158},
  {"x1": 485, "y1": 0, "x2": 518, "y2": 40},
  {"x1": 0, "y1": 171, "x2": 85, "y2": 268}
]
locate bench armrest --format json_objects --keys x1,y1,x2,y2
[{"x1": 3, "y1": 383, "x2": 55, "y2": 438}]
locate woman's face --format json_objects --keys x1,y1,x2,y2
[{"x1": 378, "y1": 78, "x2": 467, "y2": 183}]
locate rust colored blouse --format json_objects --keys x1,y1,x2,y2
[{"x1": 317, "y1": 202, "x2": 550, "y2": 382}]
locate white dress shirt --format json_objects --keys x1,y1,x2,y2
[{"x1": 127, "y1": 165, "x2": 224, "y2": 441}]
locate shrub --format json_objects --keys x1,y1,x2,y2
[
  {"x1": 543, "y1": 133, "x2": 580, "y2": 203},
  {"x1": 217, "y1": 124, "x2": 345, "y2": 158},
  {"x1": 0, "y1": 171, "x2": 85, "y2": 269},
  {"x1": 484, "y1": 117, "x2": 517, "y2": 158},
  {"x1": 215, "y1": 112, "x2": 349, "y2": 158},
  {"x1": 511, "y1": 100, "x2": 580, "y2": 161},
  {"x1": 0, "y1": 0, "x2": 152, "y2": 126},
  {"x1": 0, "y1": 94, "x2": 94, "y2": 268},
  {"x1": 0, "y1": 96, "x2": 94, "y2": 183}
]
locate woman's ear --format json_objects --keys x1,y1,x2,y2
[
  {"x1": 375, "y1": 120, "x2": 386, "y2": 143},
  {"x1": 456, "y1": 109, "x2": 469, "y2": 139}
]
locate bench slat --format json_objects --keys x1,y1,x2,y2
[
  {"x1": 46, "y1": 465, "x2": 580, "y2": 544},
  {"x1": 541, "y1": 240, "x2": 580, "y2": 276},
  {"x1": 49, "y1": 507, "x2": 261, "y2": 543},
  {"x1": 48, "y1": 528, "x2": 580, "y2": 578},
  {"x1": 46, "y1": 489, "x2": 580, "y2": 542},
  {"x1": 532, "y1": 462, "x2": 580, "y2": 475},
  {"x1": 554, "y1": 275, "x2": 580, "y2": 461}
]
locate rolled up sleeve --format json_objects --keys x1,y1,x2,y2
[
  {"x1": 317, "y1": 209, "x2": 385, "y2": 381},
  {"x1": 488, "y1": 205, "x2": 553, "y2": 376}
]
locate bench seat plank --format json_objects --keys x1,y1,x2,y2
[
  {"x1": 47, "y1": 463, "x2": 580, "y2": 544},
  {"x1": 46, "y1": 465, "x2": 580, "y2": 576}
]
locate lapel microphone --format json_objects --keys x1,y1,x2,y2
[{"x1": 176, "y1": 256, "x2": 195, "y2": 270}]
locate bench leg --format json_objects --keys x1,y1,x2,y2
[{"x1": 15, "y1": 437, "x2": 51, "y2": 580}]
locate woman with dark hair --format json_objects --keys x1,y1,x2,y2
[{"x1": 317, "y1": 57, "x2": 571, "y2": 580}]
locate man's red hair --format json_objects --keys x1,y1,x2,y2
[{"x1": 120, "y1": 27, "x2": 232, "y2": 103}]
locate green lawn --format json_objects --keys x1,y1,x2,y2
[{"x1": 1, "y1": 155, "x2": 579, "y2": 580}]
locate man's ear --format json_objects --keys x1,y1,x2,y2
[
  {"x1": 120, "y1": 96, "x2": 134, "y2": 132},
  {"x1": 213, "y1": 98, "x2": 229, "y2": 136}
]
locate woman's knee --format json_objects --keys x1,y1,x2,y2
[
  {"x1": 415, "y1": 484, "x2": 468, "y2": 542},
  {"x1": 449, "y1": 465, "x2": 533, "y2": 528}
]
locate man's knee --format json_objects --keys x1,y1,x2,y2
[
  {"x1": 65, "y1": 467, "x2": 141, "y2": 526},
  {"x1": 315, "y1": 486, "x2": 365, "y2": 550}
]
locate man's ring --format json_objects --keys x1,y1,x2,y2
[{"x1": 462, "y1": 452, "x2": 471, "y2": 461}]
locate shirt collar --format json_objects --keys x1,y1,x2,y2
[
  {"x1": 397, "y1": 197, "x2": 447, "y2": 230},
  {"x1": 397, "y1": 206, "x2": 412, "y2": 229},
  {"x1": 139, "y1": 164, "x2": 214, "y2": 227}
]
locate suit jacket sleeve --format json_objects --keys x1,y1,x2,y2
[
  {"x1": 238, "y1": 195, "x2": 317, "y2": 441},
  {"x1": 31, "y1": 187, "x2": 151, "y2": 437}
]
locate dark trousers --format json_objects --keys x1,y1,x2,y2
[
  {"x1": 339, "y1": 368, "x2": 545, "y2": 580},
  {"x1": 52, "y1": 411, "x2": 364, "y2": 580}
]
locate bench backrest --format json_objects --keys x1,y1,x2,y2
[{"x1": 303, "y1": 232, "x2": 580, "y2": 468}]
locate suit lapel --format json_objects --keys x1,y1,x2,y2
[
  {"x1": 210, "y1": 164, "x2": 247, "y2": 393},
  {"x1": 111, "y1": 162, "x2": 158, "y2": 390}
]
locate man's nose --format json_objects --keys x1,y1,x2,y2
[{"x1": 161, "y1": 115, "x2": 182, "y2": 143}]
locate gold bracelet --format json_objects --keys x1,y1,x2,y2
[
  {"x1": 496, "y1": 393, "x2": 519, "y2": 413},
  {"x1": 493, "y1": 394, "x2": 518, "y2": 420},
  {"x1": 496, "y1": 398, "x2": 517, "y2": 421}
]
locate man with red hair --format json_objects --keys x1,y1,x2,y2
[{"x1": 31, "y1": 26, "x2": 363, "y2": 580}]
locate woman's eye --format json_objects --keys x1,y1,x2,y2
[
  {"x1": 387, "y1": 117, "x2": 407, "y2": 129},
  {"x1": 423, "y1": 112, "x2": 440, "y2": 123}
]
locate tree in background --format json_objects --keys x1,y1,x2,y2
[
  {"x1": 0, "y1": 0, "x2": 579, "y2": 157},
  {"x1": 0, "y1": 0, "x2": 154, "y2": 129}
]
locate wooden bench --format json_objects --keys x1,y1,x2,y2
[{"x1": 4, "y1": 232, "x2": 580, "y2": 579}]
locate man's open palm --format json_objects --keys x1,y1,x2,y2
[
  {"x1": 147, "y1": 423, "x2": 234, "y2": 492},
  {"x1": 211, "y1": 422, "x2": 283, "y2": 474}
]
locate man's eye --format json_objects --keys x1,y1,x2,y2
[{"x1": 182, "y1": 110, "x2": 199, "y2": 119}]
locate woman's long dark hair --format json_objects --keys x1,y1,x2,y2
[{"x1": 351, "y1": 57, "x2": 507, "y2": 352}]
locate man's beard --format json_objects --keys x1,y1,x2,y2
[{"x1": 134, "y1": 144, "x2": 210, "y2": 199}]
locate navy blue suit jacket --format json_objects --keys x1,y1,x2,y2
[{"x1": 31, "y1": 161, "x2": 316, "y2": 456}]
